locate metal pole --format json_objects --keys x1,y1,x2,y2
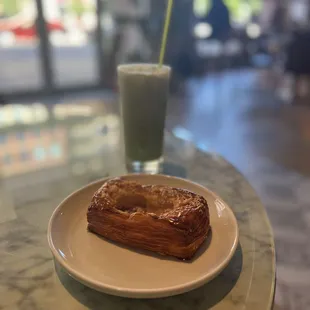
[
  {"x1": 35, "y1": 0, "x2": 54, "y2": 92},
  {"x1": 95, "y1": 0, "x2": 106, "y2": 86}
]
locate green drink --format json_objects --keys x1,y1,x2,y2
[{"x1": 118, "y1": 64, "x2": 171, "y2": 173}]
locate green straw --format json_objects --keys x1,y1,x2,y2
[{"x1": 159, "y1": 0, "x2": 174, "y2": 66}]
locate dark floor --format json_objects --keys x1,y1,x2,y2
[{"x1": 167, "y1": 69, "x2": 310, "y2": 310}]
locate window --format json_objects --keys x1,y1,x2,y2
[{"x1": 0, "y1": 0, "x2": 42, "y2": 92}]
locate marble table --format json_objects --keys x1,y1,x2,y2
[{"x1": 0, "y1": 101, "x2": 275, "y2": 309}]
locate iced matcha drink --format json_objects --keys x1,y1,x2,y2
[{"x1": 118, "y1": 64, "x2": 171, "y2": 173}]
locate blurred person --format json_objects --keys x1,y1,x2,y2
[
  {"x1": 271, "y1": 3, "x2": 287, "y2": 35},
  {"x1": 204, "y1": 0, "x2": 231, "y2": 41},
  {"x1": 286, "y1": 30, "x2": 310, "y2": 102},
  {"x1": 169, "y1": 0, "x2": 196, "y2": 91},
  {"x1": 260, "y1": 0, "x2": 276, "y2": 33},
  {"x1": 267, "y1": 3, "x2": 288, "y2": 67},
  {"x1": 106, "y1": 0, "x2": 151, "y2": 63},
  {"x1": 285, "y1": 1, "x2": 310, "y2": 102},
  {"x1": 100, "y1": 0, "x2": 152, "y2": 89}
]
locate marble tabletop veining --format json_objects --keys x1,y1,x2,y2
[{"x1": 0, "y1": 102, "x2": 275, "y2": 310}]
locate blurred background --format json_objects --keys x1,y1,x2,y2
[
  {"x1": 1, "y1": 0, "x2": 310, "y2": 309},
  {"x1": 1, "y1": 0, "x2": 309, "y2": 99}
]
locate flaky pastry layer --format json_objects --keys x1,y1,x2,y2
[{"x1": 87, "y1": 178, "x2": 210, "y2": 259}]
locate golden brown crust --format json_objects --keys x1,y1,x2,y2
[{"x1": 87, "y1": 178, "x2": 210, "y2": 260}]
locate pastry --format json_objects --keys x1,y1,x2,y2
[{"x1": 87, "y1": 178, "x2": 210, "y2": 260}]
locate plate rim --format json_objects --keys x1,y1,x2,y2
[{"x1": 48, "y1": 174, "x2": 239, "y2": 298}]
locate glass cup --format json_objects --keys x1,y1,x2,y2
[{"x1": 118, "y1": 64, "x2": 171, "y2": 174}]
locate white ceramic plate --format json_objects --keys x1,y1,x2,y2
[{"x1": 48, "y1": 174, "x2": 239, "y2": 298}]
